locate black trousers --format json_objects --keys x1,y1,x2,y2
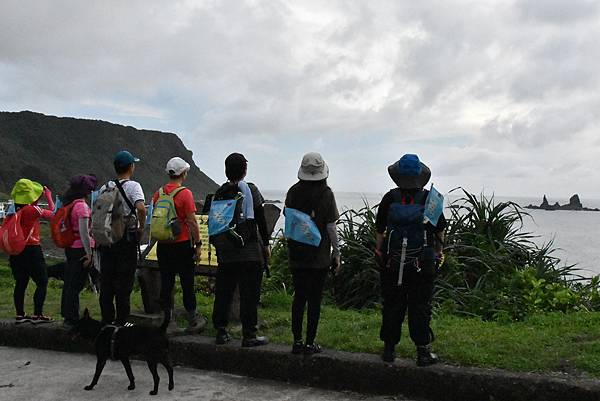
[
  {"x1": 212, "y1": 262, "x2": 261, "y2": 339},
  {"x1": 99, "y1": 238, "x2": 138, "y2": 324},
  {"x1": 291, "y1": 268, "x2": 328, "y2": 344},
  {"x1": 61, "y1": 248, "x2": 89, "y2": 323},
  {"x1": 9, "y1": 245, "x2": 48, "y2": 316},
  {"x1": 157, "y1": 241, "x2": 197, "y2": 314},
  {"x1": 380, "y1": 265, "x2": 435, "y2": 347}
]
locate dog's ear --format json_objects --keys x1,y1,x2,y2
[{"x1": 83, "y1": 308, "x2": 90, "y2": 318}]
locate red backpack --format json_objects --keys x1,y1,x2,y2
[
  {"x1": 0, "y1": 210, "x2": 32, "y2": 255},
  {"x1": 50, "y1": 201, "x2": 80, "y2": 249}
]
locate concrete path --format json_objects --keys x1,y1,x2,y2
[{"x1": 0, "y1": 346, "x2": 413, "y2": 401}]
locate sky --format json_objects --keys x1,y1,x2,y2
[{"x1": 1, "y1": 0, "x2": 599, "y2": 198}]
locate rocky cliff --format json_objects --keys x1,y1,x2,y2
[
  {"x1": 0, "y1": 111, "x2": 218, "y2": 200},
  {"x1": 526, "y1": 194, "x2": 599, "y2": 212}
]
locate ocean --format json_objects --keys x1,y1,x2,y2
[{"x1": 262, "y1": 190, "x2": 600, "y2": 278}]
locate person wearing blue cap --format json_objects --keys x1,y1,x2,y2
[
  {"x1": 374, "y1": 154, "x2": 446, "y2": 366},
  {"x1": 96, "y1": 150, "x2": 146, "y2": 325}
]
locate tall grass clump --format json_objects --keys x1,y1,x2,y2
[{"x1": 438, "y1": 189, "x2": 599, "y2": 320}]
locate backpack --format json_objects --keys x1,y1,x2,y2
[
  {"x1": 386, "y1": 189, "x2": 439, "y2": 283},
  {"x1": 285, "y1": 186, "x2": 326, "y2": 263},
  {"x1": 150, "y1": 186, "x2": 186, "y2": 241},
  {"x1": 50, "y1": 200, "x2": 82, "y2": 248},
  {"x1": 208, "y1": 182, "x2": 248, "y2": 248},
  {"x1": 0, "y1": 209, "x2": 33, "y2": 255},
  {"x1": 92, "y1": 180, "x2": 136, "y2": 247}
]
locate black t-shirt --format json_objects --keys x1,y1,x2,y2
[
  {"x1": 375, "y1": 188, "x2": 447, "y2": 234},
  {"x1": 285, "y1": 181, "x2": 340, "y2": 269}
]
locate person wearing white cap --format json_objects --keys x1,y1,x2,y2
[
  {"x1": 151, "y1": 157, "x2": 205, "y2": 333},
  {"x1": 284, "y1": 152, "x2": 341, "y2": 355}
]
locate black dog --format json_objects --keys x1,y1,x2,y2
[{"x1": 75, "y1": 308, "x2": 174, "y2": 395}]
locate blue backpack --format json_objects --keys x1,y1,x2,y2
[
  {"x1": 386, "y1": 189, "x2": 428, "y2": 255},
  {"x1": 208, "y1": 182, "x2": 250, "y2": 248},
  {"x1": 284, "y1": 208, "x2": 322, "y2": 247}
]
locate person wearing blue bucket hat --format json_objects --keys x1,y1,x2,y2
[{"x1": 374, "y1": 154, "x2": 446, "y2": 366}]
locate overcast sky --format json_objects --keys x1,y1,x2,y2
[{"x1": 1, "y1": 0, "x2": 599, "y2": 198}]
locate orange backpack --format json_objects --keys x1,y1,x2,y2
[
  {"x1": 50, "y1": 201, "x2": 80, "y2": 248},
  {"x1": 0, "y1": 210, "x2": 32, "y2": 255}
]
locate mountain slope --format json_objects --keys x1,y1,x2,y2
[{"x1": 0, "y1": 111, "x2": 218, "y2": 200}]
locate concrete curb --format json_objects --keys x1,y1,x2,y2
[{"x1": 1, "y1": 320, "x2": 599, "y2": 401}]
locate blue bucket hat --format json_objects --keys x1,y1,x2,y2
[{"x1": 388, "y1": 154, "x2": 431, "y2": 189}]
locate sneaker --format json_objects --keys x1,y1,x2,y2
[
  {"x1": 185, "y1": 315, "x2": 207, "y2": 334},
  {"x1": 304, "y1": 342, "x2": 322, "y2": 355},
  {"x1": 291, "y1": 340, "x2": 304, "y2": 355},
  {"x1": 15, "y1": 315, "x2": 33, "y2": 324},
  {"x1": 416, "y1": 345, "x2": 439, "y2": 367},
  {"x1": 382, "y1": 342, "x2": 396, "y2": 363},
  {"x1": 215, "y1": 330, "x2": 231, "y2": 345},
  {"x1": 31, "y1": 315, "x2": 54, "y2": 324},
  {"x1": 241, "y1": 336, "x2": 269, "y2": 348}
]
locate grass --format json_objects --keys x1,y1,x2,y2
[{"x1": 1, "y1": 259, "x2": 599, "y2": 377}]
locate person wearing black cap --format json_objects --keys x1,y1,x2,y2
[
  {"x1": 211, "y1": 153, "x2": 271, "y2": 347},
  {"x1": 97, "y1": 150, "x2": 147, "y2": 325},
  {"x1": 374, "y1": 154, "x2": 446, "y2": 366}
]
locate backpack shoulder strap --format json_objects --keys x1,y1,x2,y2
[
  {"x1": 170, "y1": 186, "x2": 187, "y2": 198},
  {"x1": 114, "y1": 180, "x2": 136, "y2": 216}
]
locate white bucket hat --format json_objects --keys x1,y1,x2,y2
[
  {"x1": 166, "y1": 157, "x2": 191, "y2": 176},
  {"x1": 298, "y1": 152, "x2": 329, "y2": 181}
]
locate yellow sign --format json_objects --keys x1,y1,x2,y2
[{"x1": 145, "y1": 215, "x2": 218, "y2": 267}]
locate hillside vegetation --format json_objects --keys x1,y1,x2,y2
[{"x1": 0, "y1": 111, "x2": 218, "y2": 199}]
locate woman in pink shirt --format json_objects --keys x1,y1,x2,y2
[
  {"x1": 59, "y1": 175, "x2": 97, "y2": 328},
  {"x1": 9, "y1": 179, "x2": 55, "y2": 324}
]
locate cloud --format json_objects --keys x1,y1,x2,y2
[{"x1": 0, "y1": 0, "x2": 599, "y2": 197}]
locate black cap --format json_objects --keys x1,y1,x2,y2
[{"x1": 225, "y1": 152, "x2": 247, "y2": 167}]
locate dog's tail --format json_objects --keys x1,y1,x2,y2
[{"x1": 160, "y1": 309, "x2": 171, "y2": 332}]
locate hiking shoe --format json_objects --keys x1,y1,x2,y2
[
  {"x1": 304, "y1": 342, "x2": 322, "y2": 355},
  {"x1": 291, "y1": 340, "x2": 304, "y2": 355},
  {"x1": 416, "y1": 345, "x2": 439, "y2": 367},
  {"x1": 382, "y1": 343, "x2": 396, "y2": 363},
  {"x1": 63, "y1": 320, "x2": 78, "y2": 330},
  {"x1": 15, "y1": 315, "x2": 33, "y2": 324},
  {"x1": 242, "y1": 336, "x2": 269, "y2": 348},
  {"x1": 185, "y1": 315, "x2": 207, "y2": 334},
  {"x1": 31, "y1": 315, "x2": 54, "y2": 324},
  {"x1": 215, "y1": 331, "x2": 231, "y2": 345}
]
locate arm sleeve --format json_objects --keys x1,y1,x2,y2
[
  {"x1": 250, "y1": 185, "x2": 270, "y2": 246},
  {"x1": 375, "y1": 192, "x2": 393, "y2": 234},
  {"x1": 78, "y1": 218, "x2": 93, "y2": 255},
  {"x1": 327, "y1": 222, "x2": 340, "y2": 257}
]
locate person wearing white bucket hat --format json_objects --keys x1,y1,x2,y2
[
  {"x1": 284, "y1": 152, "x2": 340, "y2": 355},
  {"x1": 151, "y1": 157, "x2": 205, "y2": 334}
]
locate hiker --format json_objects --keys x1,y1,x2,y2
[
  {"x1": 210, "y1": 153, "x2": 271, "y2": 347},
  {"x1": 59, "y1": 175, "x2": 97, "y2": 329},
  {"x1": 8, "y1": 179, "x2": 55, "y2": 324},
  {"x1": 284, "y1": 152, "x2": 340, "y2": 355},
  {"x1": 151, "y1": 157, "x2": 205, "y2": 333},
  {"x1": 375, "y1": 154, "x2": 446, "y2": 366},
  {"x1": 94, "y1": 151, "x2": 146, "y2": 325}
]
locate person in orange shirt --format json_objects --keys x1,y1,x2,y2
[
  {"x1": 152, "y1": 157, "x2": 204, "y2": 333},
  {"x1": 9, "y1": 179, "x2": 55, "y2": 324}
]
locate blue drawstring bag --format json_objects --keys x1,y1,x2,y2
[
  {"x1": 424, "y1": 185, "x2": 444, "y2": 226},
  {"x1": 208, "y1": 198, "x2": 240, "y2": 237},
  {"x1": 284, "y1": 208, "x2": 322, "y2": 247}
]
